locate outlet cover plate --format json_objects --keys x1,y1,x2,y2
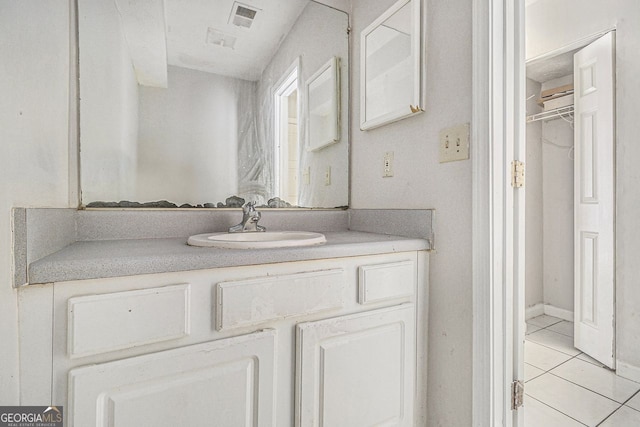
[
  {"x1": 303, "y1": 167, "x2": 310, "y2": 185},
  {"x1": 383, "y1": 151, "x2": 394, "y2": 177},
  {"x1": 439, "y1": 123, "x2": 470, "y2": 163}
]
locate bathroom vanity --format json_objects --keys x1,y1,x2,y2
[
  {"x1": 16, "y1": 210, "x2": 431, "y2": 427},
  {"x1": 10, "y1": 0, "x2": 436, "y2": 423}
]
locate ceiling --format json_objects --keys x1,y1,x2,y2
[
  {"x1": 165, "y1": 0, "x2": 309, "y2": 81},
  {"x1": 118, "y1": 0, "x2": 310, "y2": 84},
  {"x1": 526, "y1": 48, "x2": 578, "y2": 83}
]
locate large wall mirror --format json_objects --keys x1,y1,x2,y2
[{"x1": 79, "y1": 0, "x2": 348, "y2": 208}]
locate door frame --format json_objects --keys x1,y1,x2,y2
[
  {"x1": 471, "y1": 0, "x2": 526, "y2": 425},
  {"x1": 472, "y1": 1, "x2": 620, "y2": 425}
]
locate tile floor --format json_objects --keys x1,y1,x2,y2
[{"x1": 524, "y1": 315, "x2": 640, "y2": 426}]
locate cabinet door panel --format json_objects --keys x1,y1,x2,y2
[
  {"x1": 69, "y1": 330, "x2": 276, "y2": 427},
  {"x1": 296, "y1": 304, "x2": 415, "y2": 427}
]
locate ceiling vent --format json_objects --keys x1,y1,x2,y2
[
  {"x1": 229, "y1": 2, "x2": 260, "y2": 29},
  {"x1": 206, "y1": 28, "x2": 237, "y2": 49}
]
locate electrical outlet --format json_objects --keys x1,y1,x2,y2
[
  {"x1": 303, "y1": 167, "x2": 310, "y2": 185},
  {"x1": 383, "y1": 151, "x2": 394, "y2": 177},
  {"x1": 439, "y1": 123, "x2": 470, "y2": 163},
  {"x1": 325, "y1": 166, "x2": 331, "y2": 186}
]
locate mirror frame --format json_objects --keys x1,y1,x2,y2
[
  {"x1": 359, "y1": 0, "x2": 424, "y2": 131},
  {"x1": 306, "y1": 56, "x2": 340, "y2": 152}
]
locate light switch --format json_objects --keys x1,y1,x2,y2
[{"x1": 439, "y1": 123, "x2": 470, "y2": 163}]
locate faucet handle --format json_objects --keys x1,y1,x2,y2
[
  {"x1": 229, "y1": 201, "x2": 265, "y2": 233},
  {"x1": 243, "y1": 201, "x2": 258, "y2": 212}
]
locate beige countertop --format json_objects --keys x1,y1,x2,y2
[{"x1": 28, "y1": 231, "x2": 430, "y2": 284}]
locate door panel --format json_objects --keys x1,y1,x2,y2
[
  {"x1": 296, "y1": 304, "x2": 415, "y2": 427},
  {"x1": 574, "y1": 31, "x2": 615, "y2": 368}
]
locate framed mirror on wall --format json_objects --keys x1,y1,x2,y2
[
  {"x1": 78, "y1": 0, "x2": 349, "y2": 209},
  {"x1": 306, "y1": 57, "x2": 340, "y2": 152},
  {"x1": 360, "y1": 0, "x2": 424, "y2": 131}
]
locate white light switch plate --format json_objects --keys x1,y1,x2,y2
[{"x1": 439, "y1": 123, "x2": 470, "y2": 163}]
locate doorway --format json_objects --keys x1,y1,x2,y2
[
  {"x1": 472, "y1": 1, "x2": 640, "y2": 426},
  {"x1": 521, "y1": 30, "x2": 637, "y2": 426},
  {"x1": 525, "y1": 31, "x2": 617, "y2": 364},
  {"x1": 273, "y1": 63, "x2": 300, "y2": 206}
]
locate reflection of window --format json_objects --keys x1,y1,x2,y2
[{"x1": 274, "y1": 61, "x2": 300, "y2": 206}]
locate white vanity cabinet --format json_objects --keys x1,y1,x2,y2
[
  {"x1": 296, "y1": 304, "x2": 416, "y2": 426},
  {"x1": 18, "y1": 251, "x2": 428, "y2": 427}
]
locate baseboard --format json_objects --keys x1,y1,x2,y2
[
  {"x1": 617, "y1": 361, "x2": 640, "y2": 383},
  {"x1": 525, "y1": 303, "x2": 574, "y2": 321},
  {"x1": 525, "y1": 303, "x2": 544, "y2": 320},
  {"x1": 543, "y1": 305, "x2": 573, "y2": 322}
]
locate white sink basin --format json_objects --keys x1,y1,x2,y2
[{"x1": 187, "y1": 231, "x2": 327, "y2": 249}]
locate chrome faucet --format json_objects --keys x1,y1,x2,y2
[{"x1": 229, "y1": 202, "x2": 266, "y2": 233}]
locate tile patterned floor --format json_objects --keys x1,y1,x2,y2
[{"x1": 524, "y1": 315, "x2": 640, "y2": 426}]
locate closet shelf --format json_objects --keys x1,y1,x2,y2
[{"x1": 526, "y1": 105, "x2": 574, "y2": 123}]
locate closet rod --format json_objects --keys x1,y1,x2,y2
[{"x1": 526, "y1": 105, "x2": 574, "y2": 123}]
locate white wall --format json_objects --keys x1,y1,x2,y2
[
  {"x1": 137, "y1": 66, "x2": 251, "y2": 205},
  {"x1": 257, "y1": 2, "x2": 349, "y2": 208},
  {"x1": 78, "y1": 0, "x2": 139, "y2": 203},
  {"x1": 350, "y1": 0, "x2": 472, "y2": 424},
  {"x1": 541, "y1": 117, "x2": 574, "y2": 312},
  {"x1": 0, "y1": 0, "x2": 73, "y2": 404},
  {"x1": 527, "y1": 0, "x2": 640, "y2": 377},
  {"x1": 540, "y1": 76, "x2": 574, "y2": 313},
  {"x1": 525, "y1": 78, "x2": 544, "y2": 309},
  {"x1": 526, "y1": 75, "x2": 574, "y2": 313}
]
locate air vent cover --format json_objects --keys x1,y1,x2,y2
[
  {"x1": 229, "y1": 2, "x2": 260, "y2": 29},
  {"x1": 206, "y1": 28, "x2": 237, "y2": 49}
]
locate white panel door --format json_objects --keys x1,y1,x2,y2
[
  {"x1": 574, "y1": 32, "x2": 616, "y2": 369},
  {"x1": 296, "y1": 304, "x2": 415, "y2": 427},
  {"x1": 68, "y1": 330, "x2": 277, "y2": 427}
]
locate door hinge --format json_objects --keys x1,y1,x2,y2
[
  {"x1": 511, "y1": 160, "x2": 525, "y2": 188},
  {"x1": 511, "y1": 380, "x2": 524, "y2": 410}
]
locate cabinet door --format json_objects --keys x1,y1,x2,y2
[
  {"x1": 296, "y1": 304, "x2": 415, "y2": 427},
  {"x1": 68, "y1": 330, "x2": 276, "y2": 427}
]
